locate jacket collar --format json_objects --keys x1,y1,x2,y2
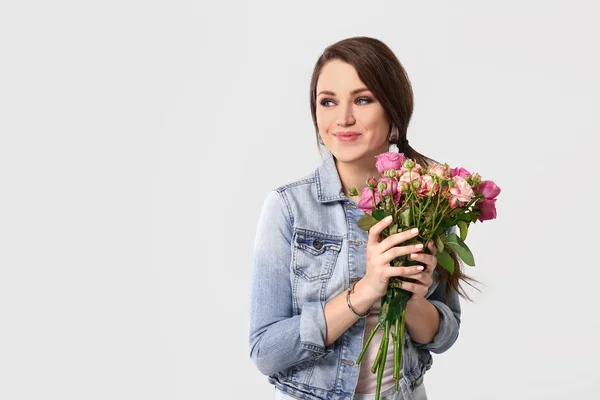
[{"x1": 315, "y1": 146, "x2": 347, "y2": 203}]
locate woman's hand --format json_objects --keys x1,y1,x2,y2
[
  {"x1": 360, "y1": 216, "x2": 427, "y2": 301},
  {"x1": 402, "y1": 239, "x2": 438, "y2": 301}
]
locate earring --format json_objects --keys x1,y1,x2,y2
[
  {"x1": 318, "y1": 134, "x2": 325, "y2": 145},
  {"x1": 388, "y1": 125, "x2": 399, "y2": 142},
  {"x1": 388, "y1": 125, "x2": 399, "y2": 153}
]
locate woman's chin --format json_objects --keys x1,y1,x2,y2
[{"x1": 331, "y1": 147, "x2": 373, "y2": 165}]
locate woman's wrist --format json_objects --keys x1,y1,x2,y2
[{"x1": 348, "y1": 279, "x2": 379, "y2": 315}]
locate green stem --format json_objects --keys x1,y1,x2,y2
[
  {"x1": 418, "y1": 195, "x2": 432, "y2": 232},
  {"x1": 398, "y1": 307, "x2": 407, "y2": 379},
  {"x1": 431, "y1": 204, "x2": 450, "y2": 236},
  {"x1": 371, "y1": 188, "x2": 377, "y2": 211},
  {"x1": 394, "y1": 316, "x2": 400, "y2": 390},
  {"x1": 356, "y1": 321, "x2": 381, "y2": 365},
  {"x1": 371, "y1": 325, "x2": 386, "y2": 374},
  {"x1": 447, "y1": 195, "x2": 482, "y2": 226},
  {"x1": 430, "y1": 191, "x2": 441, "y2": 232},
  {"x1": 375, "y1": 320, "x2": 391, "y2": 400}
]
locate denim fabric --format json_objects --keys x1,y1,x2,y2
[
  {"x1": 249, "y1": 146, "x2": 461, "y2": 400},
  {"x1": 276, "y1": 381, "x2": 428, "y2": 400}
]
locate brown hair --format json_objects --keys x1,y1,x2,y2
[{"x1": 309, "y1": 36, "x2": 479, "y2": 301}]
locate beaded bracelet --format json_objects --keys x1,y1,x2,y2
[{"x1": 346, "y1": 281, "x2": 371, "y2": 318}]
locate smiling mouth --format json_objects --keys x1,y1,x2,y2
[
  {"x1": 333, "y1": 133, "x2": 361, "y2": 142},
  {"x1": 334, "y1": 132, "x2": 361, "y2": 137}
]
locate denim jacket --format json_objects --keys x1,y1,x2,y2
[{"x1": 249, "y1": 147, "x2": 461, "y2": 400}]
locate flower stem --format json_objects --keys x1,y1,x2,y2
[
  {"x1": 371, "y1": 325, "x2": 386, "y2": 374},
  {"x1": 398, "y1": 308, "x2": 407, "y2": 371},
  {"x1": 356, "y1": 321, "x2": 381, "y2": 365},
  {"x1": 394, "y1": 316, "x2": 400, "y2": 390},
  {"x1": 375, "y1": 320, "x2": 391, "y2": 400}
]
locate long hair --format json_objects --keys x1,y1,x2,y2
[{"x1": 309, "y1": 36, "x2": 478, "y2": 301}]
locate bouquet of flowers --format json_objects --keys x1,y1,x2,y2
[{"x1": 348, "y1": 152, "x2": 501, "y2": 399}]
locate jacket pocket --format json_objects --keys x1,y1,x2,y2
[{"x1": 292, "y1": 229, "x2": 343, "y2": 282}]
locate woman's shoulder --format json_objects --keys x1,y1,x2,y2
[
  {"x1": 260, "y1": 168, "x2": 321, "y2": 217},
  {"x1": 273, "y1": 162, "x2": 315, "y2": 193},
  {"x1": 273, "y1": 172, "x2": 315, "y2": 193}
]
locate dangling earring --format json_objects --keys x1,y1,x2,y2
[
  {"x1": 388, "y1": 125, "x2": 399, "y2": 153},
  {"x1": 388, "y1": 125, "x2": 399, "y2": 142},
  {"x1": 318, "y1": 133, "x2": 325, "y2": 145}
]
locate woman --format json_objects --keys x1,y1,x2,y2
[{"x1": 249, "y1": 36, "x2": 470, "y2": 400}]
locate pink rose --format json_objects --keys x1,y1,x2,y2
[
  {"x1": 399, "y1": 169, "x2": 421, "y2": 192},
  {"x1": 367, "y1": 177, "x2": 378, "y2": 186},
  {"x1": 375, "y1": 152, "x2": 405, "y2": 173},
  {"x1": 478, "y1": 180, "x2": 501, "y2": 200},
  {"x1": 448, "y1": 176, "x2": 475, "y2": 208},
  {"x1": 428, "y1": 164, "x2": 449, "y2": 179},
  {"x1": 401, "y1": 162, "x2": 422, "y2": 175},
  {"x1": 379, "y1": 177, "x2": 401, "y2": 204},
  {"x1": 450, "y1": 167, "x2": 471, "y2": 178},
  {"x1": 358, "y1": 187, "x2": 381, "y2": 213},
  {"x1": 478, "y1": 198, "x2": 497, "y2": 221},
  {"x1": 417, "y1": 175, "x2": 438, "y2": 197}
]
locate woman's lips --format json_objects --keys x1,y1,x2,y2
[{"x1": 334, "y1": 133, "x2": 361, "y2": 142}]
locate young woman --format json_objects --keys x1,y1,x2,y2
[{"x1": 249, "y1": 36, "x2": 470, "y2": 400}]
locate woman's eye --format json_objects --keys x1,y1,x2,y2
[{"x1": 319, "y1": 97, "x2": 372, "y2": 107}]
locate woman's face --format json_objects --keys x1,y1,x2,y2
[{"x1": 315, "y1": 60, "x2": 390, "y2": 165}]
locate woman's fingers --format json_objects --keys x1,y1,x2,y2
[
  {"x1": 396, "y1": 280, "x2": 428, "y2": 297},
  {"x1": 367, "y1": 216, "x2": 394, "y2": 246},
  {"x1": 408, "y1": 252, "x2": 437, "y2": 271},
  {"x1": 378, "y1": 227, "x2": 420, "y2": 252},
  {"x1": 380, "y1": 243, "x2": 425, "y2": 265},
  {"x1": 403, "y1": 270, "x2": 433, "y2": 285},
  {"x1": 383, "y1": 265, "x2": 424, "y2": 279},
  {"x1": 365, "y1": 220, "x2": 438, "y2": 299},
  {"x1": 428, "y1": 240, "x2": 436, "y2": 254}
]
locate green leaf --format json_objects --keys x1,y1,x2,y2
[
  {"x1": 378, "y1": 302, "x2": 389, "y2": 325},
  {"x1": 372, "y1": 209, "x2": 390, "y2": 221},
  {"x1": 445, "y1": 233, "x2": 475, "y2": 266},
  {"x1": 436, "y1": 249, "x2": 455, "y2": 274},
  {"x1": 435, "y1": 235, "x2": 444, "y2": 253},
  {"x1": 399, "y1": 208, "x2": 412, "y2": 227},
  {"x1": 458, "y1": 213, "x2": 472, "y2": 222},
  {"x1": 357, "y1": 214, "x2": 378, "y2": 231},
  {"x1": 457, "y1": 220, "x2": 468, "y2": 241},
  {"x1": 389, "y1": 224, "x2": 398, "y2": 235},
  {"x1": 386, "y1": 289, "x2": 410, "y2": 321}
]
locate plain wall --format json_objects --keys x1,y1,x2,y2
[{"x1": 1, "y1": 1, "x2": 598, "y2": 399}]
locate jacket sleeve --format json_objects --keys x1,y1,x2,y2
[
  {"x1": 414, "y1": 226, "x2": 462, "y2": 354},
  {"x1": 414, "y1": 274, "x2": 461, "y2": 354},
  {"x1": 248, "y1": 190, "x2": 332, "y2": 376}
]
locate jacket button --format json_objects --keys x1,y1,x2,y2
[{"x1": 313, "y1": 239, "x2": 323, "y2": 250}]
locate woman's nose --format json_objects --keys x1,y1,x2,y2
[{"x1": 336, "y1": 103, "x2": 356, "y2": 126}]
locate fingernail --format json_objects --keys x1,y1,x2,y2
[
  {"x1": 385, "y1": 216, "x2": 393, "y2": 222},
  {"x1": 416, "y1": 265, "x2": 424, "y2": 271},
  {"x1": 415, "y1": 243, "x2": 423, "y2": 249},
  {"x1": 411, "y1": 228, "x2": 418, "y2": 234}
]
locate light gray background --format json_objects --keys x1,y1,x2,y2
[{"x1": 1, "y1": 1, "x2": 598, "y2": 399}]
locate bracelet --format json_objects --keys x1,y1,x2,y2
[{"x1": 346, "y1": 281, "x2": 371, "y2": 318}]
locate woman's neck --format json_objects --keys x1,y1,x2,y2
[{"x1": 335, "y1": 157, "x2": 381, "y2": 202}]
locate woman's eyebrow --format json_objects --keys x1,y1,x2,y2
[{"x1": 317, "y1": 88, "x2": 370, "y2": 96}]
